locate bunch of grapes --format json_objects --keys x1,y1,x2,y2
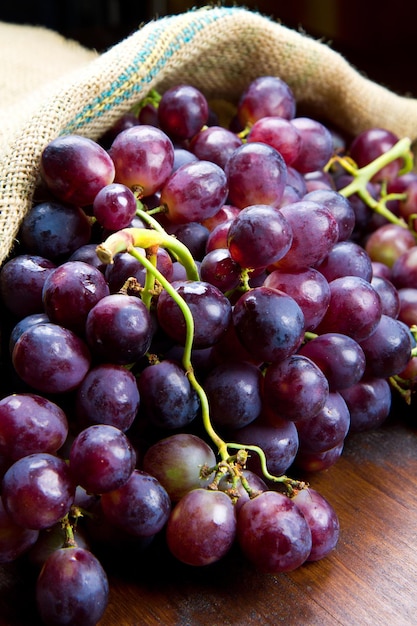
[{"x1": 0, "y1": 75, "x2": 416, "y2": 625}]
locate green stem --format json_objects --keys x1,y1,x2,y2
[
  {"x1": 96, "y1": 227, "x2": 199, "y2": 281},
  {"x1": 338, "y1": 137, "x2": 415, "y2": 232}
]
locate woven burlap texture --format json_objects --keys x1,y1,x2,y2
[{"x1": 1, "y1": 5, "x2": 417, "y2": 267}]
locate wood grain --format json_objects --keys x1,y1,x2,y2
[{"x1": 1, "y1": 404, "x2": 416, "y2": 626}]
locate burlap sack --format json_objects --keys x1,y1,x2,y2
[{"x1": 1, "y1": 5, "x2": 417, "y2": 267}]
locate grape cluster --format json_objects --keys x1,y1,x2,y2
[{"x1": 1, "y1": 76, "x2": 416, "y2": 625}]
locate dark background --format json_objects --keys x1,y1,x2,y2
[{"x1": 1, "y1": 1, "x2": 416, "y2": 96}]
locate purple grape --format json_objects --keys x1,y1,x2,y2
[
  {"x1": 156, "y1": 280, "x2": 232, "y2": 348},
  {"x1": 92, "y1": 182, "x2": 137, "y2": 230},
  {"x1": 316, "y1": 276, "x2": 382, "y2": 342},
  {"x1": 171, "y1": 221, "x2": 210, "y2": 261},
  {"x1": 0, "y1": 393, "x2": 68, "y2": 461},
  {"x1": 359, "y1": 314, "x2": 413, "y2": 378},
  {"x1": 225, "y1": 142, "x2": 287, "y2": 209},
  {"x1": 0, "y1": 254, "x2": 56, "y2": 317},
  {"x1": 142, "y1": 433, "x2": 216, "y2": 502},
  {"x1": 397, "y1": 287, "x2": 417, "y2": 326},
  {"x1": 371, "y1": 275, "x2": 400, "y2": 318},
  {"x1": 2, "y1": 452, "x2": 75, "y2": 530},
  {"x1": 247, "y1": 116, "x2": 301, "y2": 165},
  {"x1": 8, "y1": 313, "x2": 50, "y2": 354},
  {"x1": 232, "y1": 286, "x2": 305, "y2": 364},
  {"x1": 172, "y1": 147, "x2": 198, "y2": 172},
  {"x1": 275, "y1": 200, "x2": 339, "y2": 270},
  {"x1": 69, "y1": 424, "x2": 136, "y2": 494},
  {"x1": 391, "y1": 246, "x2": 417, "y2": 289},
  {"x1": 199, "y1": 248, "x2": 241, "y2": 292},
  {"x1": 190, "y1": 125, "x2": 243, "y2": 168},
  {"x1": 157, "y1": 84, "x2": 209, "y2": 141},
  {"x1": 12, "y1": 322, "x2": 91, "y2": 394},
  {"x1": 317, "y1": 240, "x2": 374, "y2": 282},
  {"x1": 40, "y1": 134, "x2": 115, "y2": 206},
  {"x1": 19, "y1": 201, "x2": 92, "y2": 261},
  {"x1": 340, "y1": 377, "x2": 392, "y2": 432},
  {"x1": 109, "y1": 124, "x2": 174, "y2": 195},
  {"x1": 166, "y1": 488, "x2": 236, "y2": 566},
  {"x1": 291, "y1": 117, "x2": 334, "y2": 173},
  {"x1": 237, "y1": 76, "x2": 296, "y2": 126},
  {"x1": 203, "y1": 360, "x2": 263, "y2": 429},
  {"x1": 237, "y1": 490, "x2": 312, "y2": 573},
  {"x1": 137, "y1": 359, "x2": 199, "y2": 430},
  {"x1": 232, "y1": 417, "x2": 299, "y2": 477},
  {"x1": 227, "y1": 204, "x2": 293, "y2": 269},
  {"x1": 75, "y1": 363, "x2": 140, "y2": 431},
  {"x1": 36, "y1": 547, "x2": 109, "y2": 626},
  {"x1": 298, "y1": 332, "x2": 366, "y2": 391},
  {"x1": 0, "y1": 498, "x2": 39, "y2": 563},
  {"x1": 349, "y1": 128, "x2": 401, "y2": 182},
  {"x1": 292, "y1": 487, "x2": 340, "y2": 561},
  {"x1": 105, "y1": 247, "x2": 173, "y2": 293},
  {"x1": 295, "y1": 441, "x2": 344, "y2": 472},
  {"x1": 263, "y1": 355, "x2": 329, "y2": 423},
  {"x1": 161, "y1": 160, "x2": 228, "y2": 224},
  {"x1": 100, "y1": 469, "x2": 171, "y2": 537},
  {"x1": 85, "y1": 293, "x2": 153, "y2": 364},
  {"x1": 42, "y1": 261, "x2": 110, "y2": 335}
]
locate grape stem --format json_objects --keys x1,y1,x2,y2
[{"x1": 334, "y1": 137, "x2": 416, "y2": 236}]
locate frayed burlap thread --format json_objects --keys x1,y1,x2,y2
[{"x1": 1, "y1": 5, "x2": 417, "y2": 266}]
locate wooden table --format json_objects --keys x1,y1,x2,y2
[{"x1": 1, "y1": 400, "x2": 416, "y2": 626}]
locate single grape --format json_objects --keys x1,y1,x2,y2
[
  {"x1": 137, "y1": 359, "x2": 200, "y2": 430},
  {"x1": 290, "y1": 117, "x2": 334, "y2": 173},
  {"x1": 2, "y1": 452, "x2": 75, "y2": 530},
  {"x1": 142, "y1": 433, "x2": 216, "y2": 502},
  {"x1": 189, "y1": 125, "x2": 243, "y2": 168},
  {"x1": 225, "y1": 142, "x2": 287, "y2": 209},
  {"x1": 105, "y1": 247, "x2": 173, "y2": 293},
  {"x1": 0, "y1": 254, "x2": 56, "y2": 318},
  {"x1": 0, "y1": 393, "x2": 68, "y2": 461},
  {"x1": 75, "y1": 363, "x2": 140, "y2": 431},
  {"x1": 36, "y1": 546, "x2": 109, "y2": 626},
  {"x1": 156, "y1": 280, "x2": 232, "y2": 348},
  {"x1": 203, "y1": 360, "x2": 263, "y2": 429},
  {"x1": 263, "y1": 355, "x2": 329, "y2": 423},
  {"x1": 237, "y1": 490, "x2": 312, "y2": 573},
  {"x1": 397, "y1": 287, "x2": 417, "y2": 326},
  {"x1": 298, "y1": 332, "x2": 366, "y2": 391},
  {"x1": 292, "y1": 487, "x2": 340, "y2": 561},
  {"x1": 340, "y1": 377, "x2": 392, "y2": 432},
  {"x1": 92, "y1": 182, "x2": 137, "y2": 231},
  {"x1": 8, "y1": 313, "x2": 50, "y2": 354},
  {"x1": 365, "y1": 223, "x2": 416, "y2": 268},
  {"x1": 272, "y1": 200, "x2": 339, "y2": 270},
  {"x1": 227, "y1": 204, "x2": 293, "y2": 269},
  {"x1": 359, "y1": 314, "x2": 414, "y2": 378},
  {"x1": 371, "y1": 275, "x2": 400, "y2": 318},
  {"x1": 317, "y1": 240, "x2": 373, "y2": 282},
  {"x1": 171, "y1": 221, "x2": 210, "y2": 261},
  {"x1": 109, "y1": 124, "x2": 174, "y2": 195},
  {"x1": 19, "y1": 201, "x2": 92, "y2": 261},
  {"x1": 316, "y1": 276, "x2": 382, "y2": 342},
  {"x1": 166, "y1": 488, "x2": 236, "y2": 566},
  {"x1": 391, "y1": 246, "x2": 417, "y2": 289},
  {"x1": 232, "y1": 286, "x2": 305, "y2": 364},
  {"x1": 157, "y1": 84, "x2": 209, "y2": 141},
  {"x1": 12, "y1": 322, "x2": 91, "y2": 394},
  {"x1": 69, "y1": 424, "x2": 136, "y2": 494},
  {"x1": 172, "y1": 147, "x2": 198, "y2": 172},
  {"x1": 247, "y1": 116, "x2": 301, "y2": 165},
  {"x1": 160, "y1": 160, "x2": 228, "y2": 224},
  {"x1": 294, "y1": 441, "x2": 344, "y2": 472},
  {"x1": 85, "y1": 293, "x2": 153, "y2": 364},
  {"x1": 237, "y1": 76, "x2": 296, "y2": 126},
  {"x1": 42, "y1": 260, "x2": 110, "y2": 335},
  {"x1": 100, "y1": 469, "x2": 171, "y2": 537},
  {"x1": 232, "y1": 416, "x2": 299, "y2": 477},
  {"x1": 40, "y1": 134, "x2": 115, "y2": 206},
  {"x1": 199, "y1": 248, "x2": 241, "y2": 292}
]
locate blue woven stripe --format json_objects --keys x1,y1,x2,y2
[{"x1": 62, "y1": 7, "x2": 244, "y2": 134}]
